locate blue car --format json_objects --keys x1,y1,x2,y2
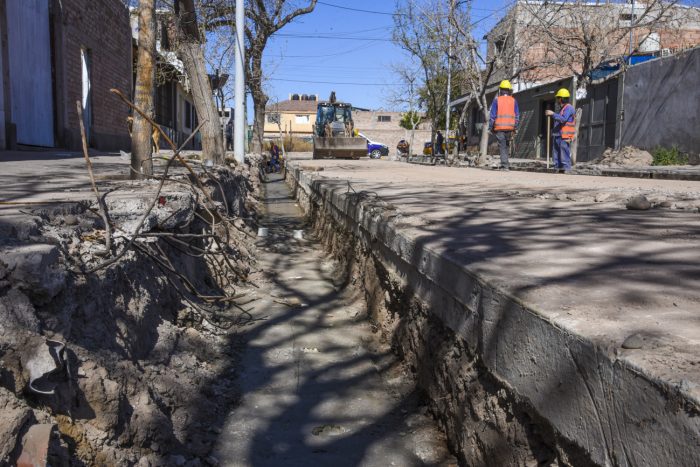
[{"x1": 358, "y1": 133, "x2": 389, "y2": 159}]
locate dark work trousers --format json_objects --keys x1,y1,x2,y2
[
  {"x1": 495, "y1": 131, "x2": 513, "y2": 168},
  {"x1": 552, "y1": 135, "x2": 572, "y2": 171}
]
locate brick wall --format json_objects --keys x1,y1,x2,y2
[{"x1": 58, "y1": 0, "x2": 132, "y2": 150}]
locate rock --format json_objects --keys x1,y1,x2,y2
[
  {"x1": 556, "y1": 193, "x2": 569, "y2": 201},
  {"x1": 0, "y1": 387, "x2": 33, "y2": 463},
  {"x1": 170, "y1": 455, "x2": 187, "y2": 466},
  {"x1": 594, "y1": 192, "x2": 612, "y2": 203},
  {"x1": 0, "y1": 244, "x2": 66, "y2": 304},
  {"x1": 0, "y1": 288, "x2": 40, "y2": 333},
  {"x1": 658, "y1": 200, "x2": 673, "y2": 208},
  {"x1": 626, "y1": 195, "x2": 651, "y2": 210},
  {"x1": 205, "y1": 456, "x2": 221, "y2": 466},
  {"x1": 622, "y1": 333, "x2": 645, "y2": 349},
  {"x1": 311, "y1": 424, "x2": 348, "y2": 436},
  {"x1": 63, "y1": 215, "x2": 79, "y2": 226}
]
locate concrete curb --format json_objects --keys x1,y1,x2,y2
[{"x1": 286, "y1": 161, "x2": 700, "y2": 467}]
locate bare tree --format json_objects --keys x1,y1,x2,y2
[
  {"x1": 393, "y1": 0, "x2": 450, "y2": 154},
  {"x1": 202, "y1": 0, "x2": 317, "y2": 154},
  {"x1": 387, "y1": 63, "x2": 424, "y2": 157},
  {"x1": 517, "y1": 0, "x2": 680, "y2": 159},
  {"x1": 173, "y1": 0, "x2": 225, "y2": 164},
  {"x1": 132, "y1": 0, "x2": 157, "y2": 179},
  {"x1": 447, "y1": 1, "x2": 532, "y2": 161}
]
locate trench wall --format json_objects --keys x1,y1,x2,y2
[{"x1": 285, "y1": 163, "x2": 700, "y2": 467}]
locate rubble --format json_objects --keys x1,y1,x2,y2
[
  {"x1": 0, "y1": 157, "x2": 261, "y2": 465},
  {"x1": 588, "y1": 146, "x2": 654, "y2": 167}
]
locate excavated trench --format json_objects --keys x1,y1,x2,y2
[
  {"x1": 283, "y1": 169, "x2": 581, "y2": 467},
  {"x1": 283, "y1": 163, "x2": 700, "y2": 467}
]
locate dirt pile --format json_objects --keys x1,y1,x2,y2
[
  {"x1": 0, "y1": 158, "x2": 261, "y2": 466},
  {"x1": 589, "y1": 146, "x2": 653, "y2": 167}
]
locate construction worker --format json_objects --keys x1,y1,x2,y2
[
  {"x1": 489, "y1": 80, "x2": 520, "y2": 171},
  {"x1": 546, "y1": 88, "x2": 576, "y2": 173},
  {"x1": 435, "y1": 131, "x2": 444, "y2": 157}
]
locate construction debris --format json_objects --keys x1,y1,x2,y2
[
  {"x1": 0, "y1": 151, "x2": 262, "y2": 465},
  {"x1": 589, "y1": 146, "x2": 654, "y2": 167}
]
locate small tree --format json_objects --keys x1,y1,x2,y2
[
  {"x1": 387, "y1": 63, "x2": 424, "y2": 157},
  {"x1": 518, "y1": 0, "x2": 680, "y2": 160},
  {"x1": 447, "y1": 0, "x2": 529, "y2": 161},
  {"x1": 393, "y1": 0, "x2": 451, "y2": 156},
  {"x1": 202, "y1": 0, "x2": 317, "y2": 154}
]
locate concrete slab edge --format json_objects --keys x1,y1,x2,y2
[{"x1": 286, "y1": 162, "x2": 700, "y2": 467}]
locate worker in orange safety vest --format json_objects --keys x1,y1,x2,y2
[
  {"x1": 546, "y1": 88, "x2": 576, "y2": 173},
  {"x1": 489, "y1": 80, "x2": 520, "y2": 171}
]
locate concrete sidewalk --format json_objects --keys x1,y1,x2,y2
[{"x1": 286, "y1": 158, "x2": 700, "y2": 466}]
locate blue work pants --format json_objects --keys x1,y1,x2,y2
[{"x1": 552, "y1": 136, "x2": 572, "y2": 171}]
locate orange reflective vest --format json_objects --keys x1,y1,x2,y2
[
  {"x1": 494, "y1": 96, "x2": 517, "y2": 131},
  {"x1": 561, "y1": 104, "x2": 576, "y2": 141}
]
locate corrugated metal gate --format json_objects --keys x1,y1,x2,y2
[
  {"x1": 576, "y1": 78, "x2": 618, "y2": 162},
  {"x1": 6, "y1": 0, "x2": 55, "y2": 147}
]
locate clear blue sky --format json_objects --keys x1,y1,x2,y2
[{"x1": 260, "y1": 0, "x2": 513, "y2": 111}]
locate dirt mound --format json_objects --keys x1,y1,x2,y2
[
  {"x1": 0, "y1": 159, "x2": 260, "y2": 466},
  {"x1": 589, "y1": 146, "x2": 653, "y2": 167}
]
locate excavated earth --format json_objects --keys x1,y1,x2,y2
[{"x1": 0, "y1": 156, "x2": 261, "y2": 466}]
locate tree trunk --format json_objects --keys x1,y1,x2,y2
[
  {"x1": 175, "y1": 0, "x2": 224, "y2": 164},
  {"x1": 249, "y1": 49, "x2": 267, "y2": 154},
  {"x1": 479, "y1": 104, "x2": 490, "y2": 162},
  {"x1": 131, "y1": 0, "x2": 156, "y2": 179},
  {"x1": 251, "y1": 92, "x2": 267, "y2": 154}
]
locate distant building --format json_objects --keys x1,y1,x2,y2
[
  {"x1": 264, "y1": 93, "x2": 319, "y2": 140},
  {"x1": 0, "y1": 0, "x2": 133, "y2": 150},
  {"x1": 485, "y1": 0, "x2": 700, "y2": 88},
  {"x1": 353, "y1": 110, "x2": 431, "y2": 155}
]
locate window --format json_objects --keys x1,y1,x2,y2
[
  {"x1": 295, "y1": 114, "x2": 310, "y2": 124},
  {"x1": 267, "y1": 113, "x2": 280, "y2": 124},
  {"x1": 377, "y1": 115, "x2": 391, "y2": 122}
]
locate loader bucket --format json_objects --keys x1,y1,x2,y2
[{"x1": 313, "y1": 136, "x2": 367, "y2": 159}]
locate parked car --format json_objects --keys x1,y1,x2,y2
[{"x1": 358, "y1": 132, "x2": 389, "y2": 159}]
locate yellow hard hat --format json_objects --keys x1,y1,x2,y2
[
  {"x1": 499, "y1": 80, "x2": 513, "y2": 90},
  {"x1": 555, "y1": 88, "x2": 571, "y2": 98}
]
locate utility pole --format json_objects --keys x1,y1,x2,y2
[
  {"x1": 628, "y1": 0, "x2": 636, "y2": 61},
  {"x1": 234, "y1": 0, "x2": 245, "y2": 163}
]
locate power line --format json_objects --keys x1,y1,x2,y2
[
  {"x1": 317, "y1": 0, "x2": 502, "y2": 16},
  {"x1": 268, "y1": 39, "x2": 382, "y2": 58},
  {"x1": 275, "y1": 32, "x2": 393, "y2": 42},
  {"x1": 317, "y1": 1, "x2": 396, "y2": 16},
  {"x1": 270, "y1": 78, "x2": 400, "y2": 86}
]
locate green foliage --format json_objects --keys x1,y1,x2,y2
[
  {"x1": 652, "y1": 146, "x2": 688, "y2": 166},
  {"x1": 400, "y1": 111, "x2": 422, "y2": 130}
]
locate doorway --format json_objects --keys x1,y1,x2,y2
[
  {"x1": 6, "y1": 0, "x2": 55, "y2": 147},
  {"x1": 81, "y1": 48, "x2": 92, "y2": 144}
]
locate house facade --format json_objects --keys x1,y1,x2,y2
[
  {"x1": 0, "y1": 0, "x2": 133, "y2": 150},
  {"x1": 264, "y1": 94, "x2": 319, "y2": 140},
  {"x1": 486, "y1": 0, "x2": 700, "y2": 87},
  {"x1": 452, "y1": 0, "x2": 700, "y2": 162}
]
